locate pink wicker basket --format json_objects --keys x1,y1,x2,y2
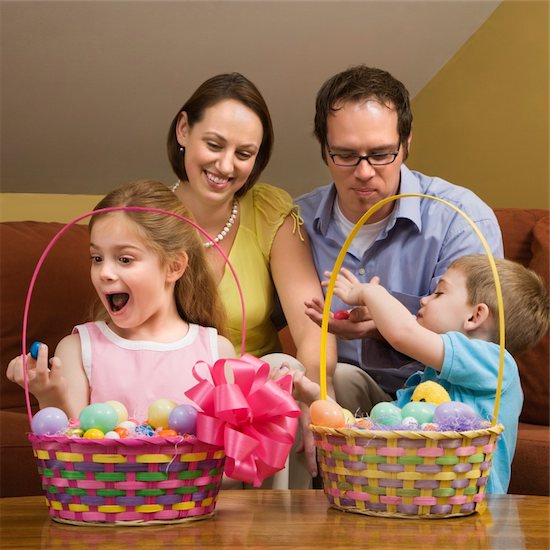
[{"x1": 21, "y1": 206, "x2": 244, "y2": 525}]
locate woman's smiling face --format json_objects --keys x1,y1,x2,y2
[{"x1": 176, "y1": 98, "x2": 263, "y2": 202}]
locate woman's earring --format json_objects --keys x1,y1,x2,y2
[{"x1": 179, "y1": 146, "x2": 184, "y2": 153}]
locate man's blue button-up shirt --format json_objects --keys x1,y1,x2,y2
[{"x1": 295, "y1": 165, "x2": 503, "y2": 396}]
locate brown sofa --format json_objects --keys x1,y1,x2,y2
[{"x1": 1, "y1": 208, "x2": 548, "y2": 497}]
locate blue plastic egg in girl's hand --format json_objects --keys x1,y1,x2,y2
[
  {"x1": 401, "y1": 401, "x2": 436, "y2": 425},
  {"x1": 30, "y1": 341, "x2": 43, "y2": 360},
  {"x1": 433, "y1": 401, "x2": 479, "y2": 430},
  {"x1": 31, "y1": 407, "x2": 69, "y2": 435},
  {"x1": 370, "y1": 402, "x2": 402, "y2": 426},
  {"x1": 168, "y1": 404, "x2": 198, "y2": 434},
  {"x1": 79, "y1": 403, "x2": 118, "y2": 433}
]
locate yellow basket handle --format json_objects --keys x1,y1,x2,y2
[{"x1": 319, "y1": 193, "x2": 505, "y2": 426}]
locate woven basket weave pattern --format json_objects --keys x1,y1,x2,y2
[
  {"x1": 30, "y1": 434, "x2": 225, "y2": 525},
  {"x1": 312, "y1": 424, "x2": 503, "y2": 518}
]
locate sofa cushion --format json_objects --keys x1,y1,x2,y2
[
  {"x1": 509, "y1": 422, "x2": 550, "y2": 495},
  {"x1": 494, "y1": 209, "x2": 549, "y2": 426},
  {"x1": 0, "y1": 221, "x2": 95, "y2": 412},
  {"x1": 516, "y1": 215, "x2": 549, "y2": 425}
]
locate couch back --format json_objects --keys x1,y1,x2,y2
[
  {"x1": 1, "y1": 209, "x2": 549, "y2": 425},
  {"x1": 493, "y1": 209, "x2": 549, "y2": 425},
  {"x1": 0, "y1": 222, "x2": 96, "y2": 415}
]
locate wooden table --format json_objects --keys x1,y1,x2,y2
[{"x1": 1, "y1": 491, "x2": 548, "y2": 549}]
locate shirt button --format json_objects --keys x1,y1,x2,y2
[{"x1": 358, "y1": 268, "x2": 366, "y2": 275}]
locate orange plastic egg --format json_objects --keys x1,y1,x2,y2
[
  {"x1": 114, "y1": 426, "x2": 129, "y2": 438},
  {"x1": 309, "y1": 400, "x2": 345, "y2": 427},
  {"x1": 157, "y1": 429, "x2": 178, "y2": 437}
]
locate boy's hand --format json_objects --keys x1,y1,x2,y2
[
  {"x1": 326, "y1": 268, "x2": 380, "y2": 306},
  {"x1": 6, "y1": 344, "x2": 68, "y2": 404}
]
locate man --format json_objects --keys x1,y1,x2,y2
[{"x1": 296, "y1": 65, "x2": 503, "y2": 414}]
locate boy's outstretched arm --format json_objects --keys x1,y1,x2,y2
[{"x1": 331, "y1": 269, "x2": 445, "y2": 370}]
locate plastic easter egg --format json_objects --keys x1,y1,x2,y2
[
  {"x1": 83, "y1": 428, "x2": 105, "y2": 439},
  {"x1": 354, "y1": 418, "x2": 373, "y2": 429},
  {"x1": 168, "y1": 404, "x2": 198, "y2": 434},
  {"x1": 401, "y1": 416, "x2": 419, "y2": 429},
  {"x1": 433, "y1": 401, "x2": 478, "y2": 430},
  {"x1": 65, "y1": 428, "x2": 84, "y2": 438},
  {"x1": 104, "y1": 430, "x2": 120, "y2": 439},
  {"x1": 79, "y1": 403, "x2": 118, "y2": 433},
  {"x1": 31, "y1": 407, "x2": 69, "y2": 435},
  {"x1": 157, "y1": 429, "x2": 178, "y2": 437},
  {"x1": 309, "y1": 400, "x2": 346, "y2": 427},
  {"x1": 148, "y1": 399, "x2": 177, "y2": 429},
  {"x1": 421, "y1": 422, "x2": 439, "y2": 431},
  {"x1": 400, "y1": 401, "x2": 436, "y2": 425},
  {"x1": 104, "y1": 400, "x2": 128, "y2": 424},
  {"x1": 114, "y1": 426, "x2": 129, "y2": 438},
  {"x1": 341, "y1": 408, "x2": 356, "y2": 426},
  {"x1": 117, "y1": 420, "x2": 138, "y2": 432},
  {"x1": 369, "y1": 402, "x2": 402, "y2": 426},
  {"x1": 135, "y1": 424, "x2": 155, "y2": 437},
  {"x1": 30, "y1": 341, "x2": 43, "y2": 360},
  {"x1": 333, "y1": 310, "x2": 350, "y2": 320}
]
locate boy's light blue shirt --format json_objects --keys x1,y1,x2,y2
[
  {"x1": 395, "y1": 332, "x2": 523, "y2": 494},
  {"x1": 296, "y1": 165, "x2": 503, "y2": 395}
]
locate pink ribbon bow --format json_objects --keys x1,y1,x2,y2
[{"x1": 185, "y1": 354, "x2": 301, "y2": 487}]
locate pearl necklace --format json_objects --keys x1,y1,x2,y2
[{"x1": 171, "y1": 181, "x2": 239, "y2": 248}]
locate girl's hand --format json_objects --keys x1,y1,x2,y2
[{"x1": 6, "y1": 343, "x2": 68, "y2": 405}]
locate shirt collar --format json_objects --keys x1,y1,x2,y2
[
  {"x1": 313, "y1": 165, "x2": 423, "y2": 235},
  {"x1": 313, "y1": 184, "x2": 338, "y2": 235},
  {"x1": 388, "y1": 165, "x2": 423, "y2": 233}
]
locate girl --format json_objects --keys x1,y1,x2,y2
[{"x1": 7, "y1": 180, "x2": 235, "y2": 420}]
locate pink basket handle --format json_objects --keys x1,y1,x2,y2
[{"x1": 21, "y1": 206, "x2": 246, "y2": 427}]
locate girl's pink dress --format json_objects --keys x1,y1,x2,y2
[{"x1": 73, "y1": 321, "x2": 219, "y2": 421}]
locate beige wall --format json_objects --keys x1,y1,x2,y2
[
  {"x1": 2, "y1": 1, "x2": 547, "y2": 222},
  {"x1": 408, "y1": 0, "x2": 549, "y2": 209}
]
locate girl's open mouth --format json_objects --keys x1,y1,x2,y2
[{"x1": 107, "y1": 293, "x2": 129, "y2": 312}]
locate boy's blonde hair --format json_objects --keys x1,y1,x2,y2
[
  {"x1": 449, "y1": 255, "x2": 549, "y2": 355},
  {"x1": 89, "y1": 180, "x2": 227, "y2": 335}
]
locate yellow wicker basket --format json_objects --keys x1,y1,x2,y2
[{"x1": 312, "y1": 194, "x2": 506, "y2": 519}]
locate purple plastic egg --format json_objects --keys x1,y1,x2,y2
[
  {"x1": 168, "y1": 404, "x2": 198, "y2": 435},
  {"x1": 433, "y1": 401, "x2": 478, "y2": 429},
  {"x1": 31, "y1": 407, "x2": 69, "y2": 435}
]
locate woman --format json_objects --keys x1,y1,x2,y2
[{"x1": 167, "y1": 73, "x2": 336, "y2": 485}]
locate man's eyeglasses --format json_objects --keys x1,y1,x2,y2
[{"x1": 328, "y1": 142, "x2": 401, "y2": 167}]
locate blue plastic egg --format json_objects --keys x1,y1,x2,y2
[{"x1": 30, "y1": 341, "x2": 43, "y2": 360}]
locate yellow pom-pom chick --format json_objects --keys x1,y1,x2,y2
[{"x1": 411, "y1": 381, "x2": 450, "y2": 406}]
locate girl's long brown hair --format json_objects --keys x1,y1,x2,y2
[{"x1": 89, "y1": 180, "x2": 227, "y2": 335}]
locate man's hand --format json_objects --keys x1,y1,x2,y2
[{"x1": 305, "y1": 296, "x2": 378, "y2": 340}]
